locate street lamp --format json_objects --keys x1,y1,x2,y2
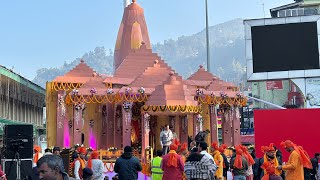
[{"x1": 205, "y1": 0, "x2": 211, "y2": 72}]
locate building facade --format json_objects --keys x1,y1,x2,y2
[{"x1": 0, "y1": 65, "x2": 45, "y2": 146}]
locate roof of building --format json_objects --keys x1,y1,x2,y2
[{"x1": 0, "y1": 65, "x2": 45, "y2": 95}]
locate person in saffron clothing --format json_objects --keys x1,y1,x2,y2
[
  {"x1": 240, "y1": 145, "x2": 255, "y2": 180},
  {"x1": 277, "y1": 140, "x2": 312, "y2": 180},
  {"x1": 179, "y1": 143, "x2": 188, "y2": 163},
  {"x1": 211, "y1": 142, "x2": 224, "y2": 180},
  {"x1": 87, "y1": 151, "x2": 104, "y2": 180},
  {"x1": 258, "y1": 143, "x2": 282, "y2": 179},
  {"x1": 74, "y1": 147, "x2": 87, "y2": 180},
  {"x1": 230, "y1": 146, "x2": 248, "y2": 180},
  {"x1": 161, "y1": 143, "x2": 184, "y2": 180},
  {"x1": 219, "y1": 144, "x2": 229, "y2": 180},
  {"x1": 260, "y1": 161, "x2": 283, "y2": 180},
  {"x1": 33, "y1": 145, "x2": 43, "y2": 167}
]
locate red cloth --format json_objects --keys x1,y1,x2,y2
[
  {"x1": 161, "y1": 151, "x2": 184, "y2": 180},
  {"x1": 240, "y1": 145, "x2": 255, "y2": 166},
  {"x1": 261, "y1": 143, "x2": 276, "y2": 153}
]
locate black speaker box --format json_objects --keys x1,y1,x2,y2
[
  {"x1": 2, "y1": 159, "x2": 33, "y2": 180},
  {"x1": 3, "y1": 125, "x2": 33, "y2": 159}
]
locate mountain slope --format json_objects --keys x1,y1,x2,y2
[{"x1": 32, "y1": 19, "x2": 245, "y2": 87}]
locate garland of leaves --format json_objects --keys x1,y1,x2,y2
[
  {"x1": 51, "y1": 82, "x2": 112, "y2": 91},
  {"x1": 141, "y1": 105, "x2": 202, "y2": 113}
]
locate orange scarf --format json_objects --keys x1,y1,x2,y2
[
  {"x1": 262, "y1": 154, "x2": 281, "y2": 176},
  {"x1": 261, "y1": 161, "x2": 275, "y2": 180},
  {"x1": 33, "y1": 153, "x2": 40, "y2": 164},
  {"x1": 167, "y1": 150, "x2": 178, "y2": 167},
  {"x1": 76, "y1": 158, "x2": 86, "y2": 169},
  {"x1": 234, "y1": 148, "x2": 243, "y2": 169},
  {"x1": 294, "y1": 146, "x2": 312, "y2": 169}
]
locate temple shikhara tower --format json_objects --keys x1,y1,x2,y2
[{"x1": 46, "y1": 0, "x2": 246, "y2": 161}]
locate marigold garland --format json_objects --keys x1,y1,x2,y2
[
  {"x1": 196, "y1": 95, "x2": 247, "y2": 107},
  {"x1": 65, "y1": 93, "x2": 148, "y2": 104},
  {"x1": 141, "y1": 105, "x2": 202, "y2": 113}
]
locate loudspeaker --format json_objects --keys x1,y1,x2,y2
[
  {"x1": 2, "y1": 159, "x2": 33, "y2": 180},
  {"x1": 3, "y1": 124, "x2": 33, "y2": 159}
]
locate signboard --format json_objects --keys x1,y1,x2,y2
[
  {"x1": 306, "y1": 78, "x2": 320, "y2": 108},
  {"x1": 266, "y1": 80, "x2": 283, "y2": 90}
]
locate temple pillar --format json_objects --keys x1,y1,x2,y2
[
  {"x1": 222, "y1": 108, "x2": 233, "y2": 147},
  {"x1": 105, "y1": 104, "x2": 114, "y2": 149},
  {"x1": 122, "y1": 102, "x2": 132, "y2": 148},
  {"x1": 174, "y1": 116, "x2": 180, "y2": 139},
  {"x1": 114, "y1": 104, "x2": 122, "y2": 149},
  {"x1": 193, "y1": 114, "x2": 197, "y2": 137},
  {"x1": 209, "y1": 105, "x2": 218, "y2": 143},
  {"x1": 141, "y1": 113, "x2": 150, "y2": 163},
  {"x1": 187, "y1": 114, "x2": 194, "y2": 139},
  {"x1": 232, "y1": 106, "x2": 241, "y2": 146},
  {"x1": 202, "y1": 105, "x2": 210, "y2": 145},
  {"x1": 73, "y1": 103, "x2": 84, "y2": 146},
  {"x1": 56, "y1": 91, "x2": 65, "y2": 147},
  {"x1": 179, "y1": 115, "x2": 188, "y2": 144}
]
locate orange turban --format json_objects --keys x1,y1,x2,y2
[
  {"x1": 170, "y1": 144, "x2": 178, "y2": 151},
  {"x1": 173, "y1": 139, "x2": 181, "y2": 146},
  {"x1": 234, "y1": 146, "x2": 243, "y2": 169},
  {"x1": 280, "y1": 140, "x2": 294, "y2": 148},
  {"x1": 87, "y1": 151, "x2": 99, "y2": 169},
  {"x1": 211, "y1": 142, "x2": 219, "y2": 150},
  {"x1": 34, "y1": 145, "x2": 41, "y2": 152},
  {"x1": 180, "y1": 143, "x2": 187, "y2": 152},
  {"x1": 219, "y1": 144, "x2": 227, "y2": 153},
  {"x1": 261, "y1": 143, "x2": 276, "y2": 153},
  {"x1": 78, "y1": 147, "x2": 87, "y2": 154},
  {"x1": 240, "y1": 145, "x2": 255, "y2": 166},
  {"x1": 280, "y1": 140, "x2": 312, "y2": 169}
]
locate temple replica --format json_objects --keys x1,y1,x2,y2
[{"x1": 46, "y1": 0, "x2": 246, "y2": 168}]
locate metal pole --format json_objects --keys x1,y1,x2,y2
[
  {"x1": 205, "y1": 0, "x2": 211, "y2": 72},
  {"x1": 248, "y1": 96, "x2": 286, "y2": 109}
]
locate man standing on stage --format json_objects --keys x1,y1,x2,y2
[
  {"x1": 160, "y1": 124, "x2": 173, "y2": 155},
  {"x1": 74, "y1": 147, "x2": 87, "y2": 180},
  {"x1": 277, "y1": 140, "x2": 312, "y2": 180}
]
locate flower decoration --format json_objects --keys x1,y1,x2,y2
[
  {"x1": 74, "y1": 102, "x2": 84, "y2": 111},
  {"x1": 236, "y1": 92, "x2": 243, "y2": 98},
  {"x1": 220, "y1": 91, "x2": 228, "y2": 98},
  {"x1": 107, "y1": 147, "x2": 118, "y2": 152},
  {"x1": 125, "y1": 87, "x2": 132, "y2": 95},
  {"x1": 58, "y1": 96, "x2": 64, "y2": 106},
  {"x1": 196, "y1": 114, "x2": 203, "y2": 123},
  {"x1": 90, "y1": 88, "x2": 97, "y2": 95},
  {"x1": 123, "y1": 102, "x2": 132, "y2": 111},
  {"x1": 107, "y1": 88, "x2": 114, "y2": 94},
  {"x1": 138, "y1": 87, "x2": 145, "y2": 94},
  {"x1": 196, "y1": 88, "x2": 204, "y2": 96},
  {"x1": 72, "y1": 89, "x2": 79, "y2": 96}
]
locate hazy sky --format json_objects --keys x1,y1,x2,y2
[{"x1": 0, "y1": 0, "x2": 293, "y2": 79}]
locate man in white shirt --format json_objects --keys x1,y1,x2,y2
[{"x1": 160, "y1": 124, "x2": 173, "y2": 155}]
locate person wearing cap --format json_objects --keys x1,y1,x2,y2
[
  {"x1": 161, "y1": 143, "x2": 184, "y2": 180},
  {"x1": 212, "y1": 142, "x2": 223, "y2": 180},
  {"x1": 258, "y1": 143, "x2": 282, "y2": 179},
  {"x1": 230, "y1": 146, "x2": 249, "y2": 180},
  {"x1": 278, "y1": 140, "x2": 312, "y2": 180},
  {"x1": 150, "y1": 150, "x2": 164, "y2": 180},
  {"x1": 74, "y1": 147, "x2": 87, "y2": 180},
  {"x1": 53, "y1": 146, "x2": 61, "y2": 156},
  {"x1": 87, "y1": 151, "x2": 104, "y2": 180},
  {"x1": 114, "y1": 146, "x2": 142, "y2": 180},
  {"x1": 33, "y1": 145, "x2": 43, "y2": 167}
]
